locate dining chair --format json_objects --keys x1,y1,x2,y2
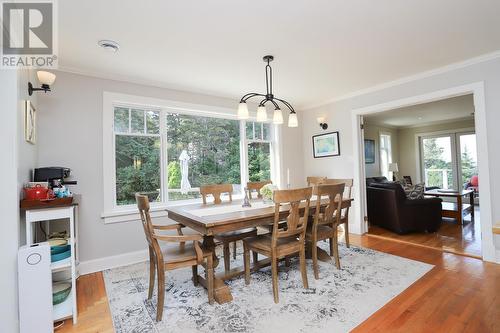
[
  {"x1": 136, "y1": 194, "x2": 214, "y2": 321},
  {"x1": 200, "y1": 184, "x2": 258, "y2": 273},
  {"x1": 323, "y1": 178, "x2": 353, "y2": 247},
  {"x1": 306, "y1": 176, "x2": 327, "y2": 187},
  {"x1": 306, "y1": 183, "x2": 345, "y2": 278},
  {"x1": 243, "y1": 187, "x2": 312, "y2": 303},
  {"x1": 247, "y1": 180, "x2": 272, "y2": 199}
]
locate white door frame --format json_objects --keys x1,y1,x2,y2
[{"x1": 350, "y1": 82, "x2": 495, "y2": 262}]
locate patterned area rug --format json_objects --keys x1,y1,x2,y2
[{"x1": 103, "y1": 243, "x2": 432, "y2": 333}]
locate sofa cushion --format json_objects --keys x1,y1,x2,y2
[{"x1": 403, "y1": 183, "x2": 425, "y2": 200}]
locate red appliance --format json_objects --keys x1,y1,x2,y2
[{"x1": 24, "y1": 184, "x2": 51, "y2": 200}]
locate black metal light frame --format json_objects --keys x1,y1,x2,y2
[
  {"x1": 239, "y1": 55, "x2": 296, "y2": 116},
  {"x1": 28, "y1": 82, "x2": 51, "y2": 96}
]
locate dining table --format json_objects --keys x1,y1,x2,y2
[{"x1": 165, "y1": 196, "x2": 353, "y2": 304}]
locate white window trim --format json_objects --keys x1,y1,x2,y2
[{"x1": 102, "y1": 92, "x2": 282, "y2": 224}]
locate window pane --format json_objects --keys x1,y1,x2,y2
[
  {"x1": 114, "y1": 107, "x2": 129, "y2": 133},
  {"x1": 263, "y1": 123, "x2": 271, "y2": 141},
  {"x1": 166, "y1": 113, "x2": 241, "y2": 201},
  {"x1": 255, "y1": 123, "x2": 263, "y2": 140},
  {"x1": 248, "y1": 142, "x2": 271, "y2": 182},
  {"x1": 422, "y1": 137, "x2": 453, "y2": 189},
  {"x1": 115, "y1": 135, "x2": 161, "y2": 205},
  {"x1": 146, "y1": 110, "x2": 160, "y2": 134},
  {"x1": 246, "y1": 122, "x2": 253, "y2": 140},
  {"x1": 131, "y1": 109, "x2": 145, "y2": 134},
  {"x1": 460, "y1": 134, "x2": 477, "y2": 186}
]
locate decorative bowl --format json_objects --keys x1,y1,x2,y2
[
  {"x1": 51, "y1": 245, "x2": 71, "y2": 262},
  {"x1": 52, "y1": 282, "x2": 71, "y2": 305}
]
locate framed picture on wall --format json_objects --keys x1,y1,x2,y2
[
  {"x1": 364, "y1": 139, "x2": 375, "y2": 163},
  {"x1": 312, "y1": 131, "x2": 340, "y2": 158},
  {"x1": 24, "y1": 100, "x2": 36, "y2": 144}
]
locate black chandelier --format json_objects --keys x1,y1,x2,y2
[{"x1": 237, "y1": 55, "x2": 298, "y2": 127}]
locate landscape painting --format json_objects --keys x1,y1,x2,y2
[{"x1": 312, "y1": 132, "x2": 340, "y2": 158}]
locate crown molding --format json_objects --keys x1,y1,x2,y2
[{"x1": 301, "y1": 50, "x2": 500, "y2": 110}]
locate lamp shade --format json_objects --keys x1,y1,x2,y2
[
  {"x1": 388, "y1": 163, "x2": 399, "y2": 172},
  {"x1": 273, "y1": 108, "x2": 283, "y2": 125},
  {"x1": 256, "y1": 106, "x2": 267, "y2": 122},
  {"x1": 37, "y1": 71, "x2": 56, "y2": 85},
  {"x1": 288, "y1": 112, "x2": 298, "y2": 127},
  {"x1": 237, "y1": 102, "x2": 249, "y2": 119}
]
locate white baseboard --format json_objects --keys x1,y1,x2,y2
[{"x1": 79, "y1": 249, "x2": 149, "y2": 275}]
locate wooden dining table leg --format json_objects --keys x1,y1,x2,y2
[
  {"x1": 305, "y1": 240, "x2": 333, "y2": 263},
  {"x1": 200, "y1": 235, "x2": 233, "y2": 304}
]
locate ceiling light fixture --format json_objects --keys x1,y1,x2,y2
[
  {"x1": 238, "y1": 55, "x2": 298, "y2": 127},
  {"x1": 98, "y1": 39, "x2": 120, "y2": 52}
]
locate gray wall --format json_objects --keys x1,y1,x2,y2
[
  {"x1": 36, "y1": 71, "x2": 303, "y2": 263},
  {"x1": 362, "y1": 124, "x2": 399, "y2": 177},
  {"x1": 301, "y1": 57, "x2": 500, "y2": 262}
]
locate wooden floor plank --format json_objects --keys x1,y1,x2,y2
[{"x1": 57, "y1": 233, "x2": 499, "y2": 333}]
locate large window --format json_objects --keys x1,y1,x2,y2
[
  {"x1": 419, "y1": 131, "x2": 477, "y2": 190},
  {"x1": 110, "y1": 104, "x2": 277, "y2": 208}
]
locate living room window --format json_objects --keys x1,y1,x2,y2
[{"x1": 379, "y1": 133, "x2": 392, "y2": 179}]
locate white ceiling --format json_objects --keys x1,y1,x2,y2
[
  {"x1": 363, "y1": 94, "x2": 475, "y2": 128},
  {"x1": 58, "y1": 0, "x2": 500, "y2": 108}
]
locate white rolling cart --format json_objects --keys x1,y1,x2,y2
[{"x1": 24, "y1": 197, "x2": 79, "y2": 325}]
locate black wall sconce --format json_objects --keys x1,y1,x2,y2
[
  {"x1": 28, "y1": 71, "x2": 56, "y2": 96},
  {"x1": 317, "y1": 117, "x2": 328, "y2": 130}
]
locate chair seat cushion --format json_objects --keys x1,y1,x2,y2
[
  {"x1": 160, "y1": 242, "x2": 209, "y2": 264},
  {"x1": 243, "y1": 234, "x2": 301, "y2": 256},
  {"x1": 306, "y1": 225, "x2": 335, "y2": 240},
  {"x1": 215, "y1": 227, "x2": 257, "y2": 241}
]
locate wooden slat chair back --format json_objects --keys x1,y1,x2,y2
[
  {"x1": 136, "y1": 194, "x2": 214, "y2": 321},
  {"x1": 200, "y1": 183, "x2": 233, "y2": 204},
  {"x1": 306, "y1": 176, "x2": 327, "y2": 187},
  {"x1": 308, "y1": 183, "x2": 345, "y2": 278},
  {"x1": 322, "y1": 178, "x2": 354, "y2": 247},
  {"x1": 247, "y1": 180, "x2": 272, "y2": 199},
  {"x1": 243, "y1": 187, "x2": 313, "y2": 303},
  {"x1": 272, "y1": 188, "x2": 313, "y2": 242}
]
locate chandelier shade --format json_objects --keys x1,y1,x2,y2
[{"x1": 238, "y1": 55, "x2": 298, "y2": 127}]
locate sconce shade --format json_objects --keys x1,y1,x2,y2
[
  {"x1": 316, "y1": 117, "x2": 325, "y2": 124},
  {"x1": 273, "y1": 108, "x2": 283, "y2": 124},
  {"x1": 256, "y1": 106, "x2": 268, "y2": 122},
  {"x1": 37, "y1": 71, "x2": 56, "y2": 85},
  {"x1": 237, "y1": 102, "x2": 249, "y2": 119},
  {"x1": 388, "y1": 163, "x2": 399, "y2": 172},
  {"x1": 288, "y1": 112, "x2": 298, "y2": 127}
]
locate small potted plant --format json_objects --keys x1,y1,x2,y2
[{"x1": 259, "y1": 184, "x2": 278, "y2": 204}]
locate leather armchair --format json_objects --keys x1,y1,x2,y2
[{"x1": 367, "y1": 182, "x2": 442, "y2": 234}]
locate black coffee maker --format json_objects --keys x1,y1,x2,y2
[{"x1": 34, "y1": 167, "x2": 77, "y2": 188}]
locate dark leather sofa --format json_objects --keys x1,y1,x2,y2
[{"x1": 366, "y1": 177, "x2": 442, "y2": 234}]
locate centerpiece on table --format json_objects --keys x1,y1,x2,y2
[{"x1": 259, "y1": 184, "x2": 278, "y2": 204}]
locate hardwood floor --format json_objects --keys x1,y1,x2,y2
[
  {"x1": 368, "y1": 207, "x2": 482, "y2": 258},
  {"x1": 58, "y1": 233, "x2": 499, "y2": 333}
]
